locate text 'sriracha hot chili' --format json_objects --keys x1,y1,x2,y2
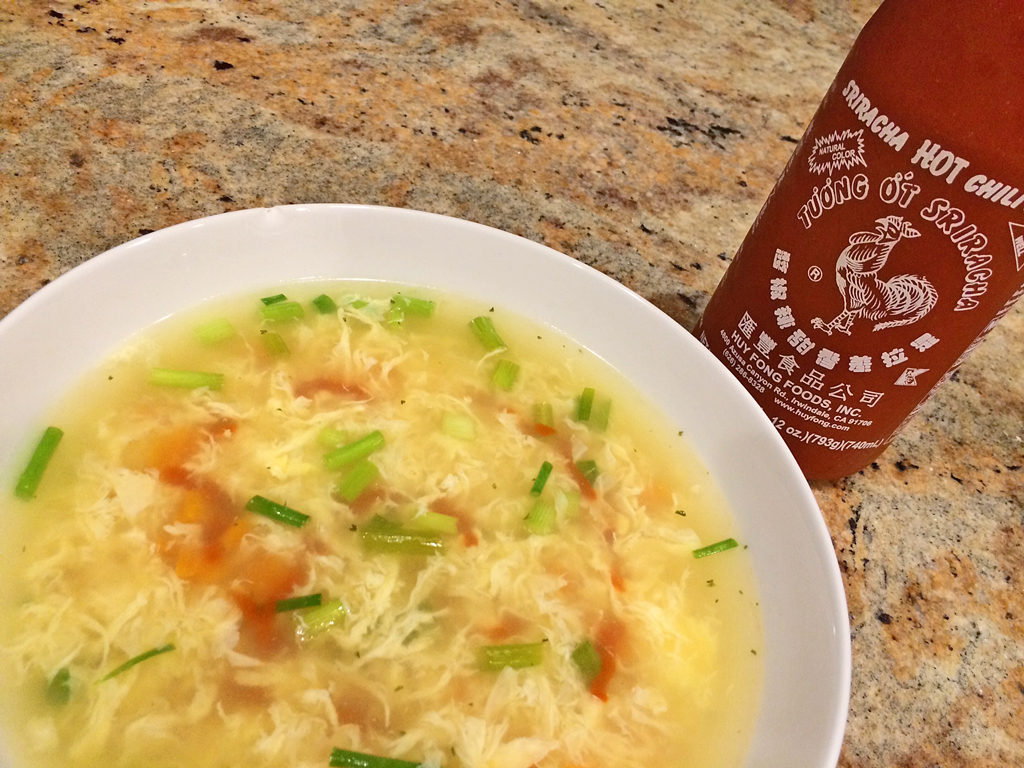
[{"x1": 695, "y1": 0, "x2": 1024, "y2": 479}]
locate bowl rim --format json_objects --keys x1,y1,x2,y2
[{"x1": 0, "y1": 203, "x2": 851, "y2": 768}]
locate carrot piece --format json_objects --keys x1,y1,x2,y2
[
  {"x1": 557, "y1": 437, "x2": 597, "y2": 500},
  {"x1": 174, "y1": 545, "x2": 203, "y2": 580},
  {"x1": 133, "y1": 420, "x2": 235, "y2": 477},
  {"x1": 136, "y1": 426, "x2": 206, "y2": 474},
  {"x1": 177, "y1": 489, "x2": 208, "y2": 524},
  {"x1": 231, "y1": 592, "x2": 279, "y2": 654},
  {"x1": 567, "y1": 459, "x2": 597, "y2": 500},
  {"x1": 430, "y1": 498, "x2": 479, "y2": 547},
  {"x1": 589, "y1": 616, "x2": 626, "y2": 701},
  {"x1": 235, "y1": 551, "x2": 304, "y2": 605},
  {"x1": 219, "y1": 518, "x2": 249, "y2": 552},
  {"x1": 230, "y1": 551, "x2": 305, "y2": 656},
  {"x1": 175, "y1": 544, "x2": 227, "y2": 584},
  {"x1": 533, "y1": 423, "x2": 557, "y2": 437},
  {"x1": 609, "y1": 561, "x2": 626, "y2": 593}
]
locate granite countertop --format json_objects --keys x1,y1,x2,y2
[{"x1": 2, "y1": 1, "x2": 1022, "y2": 765}]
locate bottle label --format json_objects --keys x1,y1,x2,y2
[{"x1": 699, "y1": 78, "x2": 1024, "y2": 455}]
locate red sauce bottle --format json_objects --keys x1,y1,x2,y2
[{"x1": 695, "y1": 0, "x2": 1024, "y2": 480}]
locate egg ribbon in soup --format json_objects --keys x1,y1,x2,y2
[{"x1": 0, "y1": 284, "x2": 763, "y2": 768}]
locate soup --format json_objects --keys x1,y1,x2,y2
[{"x1": 0, "y1": 283, "x2": 762, "y2": 768}]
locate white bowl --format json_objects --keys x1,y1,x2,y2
[{"x1": 0, "y1": 204, "x2": 849, "y2": 767}]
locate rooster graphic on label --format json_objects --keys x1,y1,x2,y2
[{"x1": 811, "y1": 215, "x2": 937, "y2": 335}]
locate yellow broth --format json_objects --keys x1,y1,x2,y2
[{"x1": 0, "y1": 283, "x2": 762, "y2": 768}]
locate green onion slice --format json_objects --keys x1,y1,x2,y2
[
  {"x1": 325, "y1": 430, "x2": 385, "y2": 470},
  {"x1": 193, "y1": 317, "x2": 237, "y2": 344},
  {"x1": 317, "y1": 426, "x2": 350, "y2": 448},
  {"x1": 441, "y1": 413, "x2": 476, "y2": 441},
  {"x1": 361, "y1": 515, "x2": 445, "y2": 556},
  {"x1": 692, "y1": 538, "x2": 739, "y2": 559},
  {"x1": 576, "y1": 459, "x2": 599, "y2": 486},
  {"x1": 555, "y1": 489, "x2": 580, "y2": 519},
  {"x1": 392, "y1": 294, "x2": 435, "y2": 317},
  {"x1": 312, "y1": 294, "x2": 339, "y2": 314},
  {"x1": 150, "y1": 368, "x2": 224, "y2": 390},
  {"x1": 529, "y1": 461, "x2": 553, "y2": 496},
  {"x1": 260, "y1": 293, "x2": 287, "y2": 305},
  {"x1": 469, "y1": 316, "x2": 507, "y2": 351},
  {"x1": 571, "y1": 640, "x2": 602, "y2": 685},
  {"x1": 491, "y1": 359, "x2": 520, "y2": 391},
  {"x1": 261, "y1": 331, "x2": 290, "y2": 356},
  {"x1": 407, "y1": 511, "x2": 459, "y2": 535},
  {"x1": 385, "y1": 303, "x2": 405, "y2": 326},
  {"x1": 524, "y1": 499, "x2": 556, "y2": 535},
  {"x1": 14, "y1": 426, "x2": 63, "y2": 500},
  {"x1": 334, "y1": 459, "x2": 380, "y2": 504},
  {"x1": 99, "y1": 643, "x2": 175, "y2": 682},
  {"x1": 576, "y1": 387, "x2": 596, "y2": 421},
  {"x1": 296, "y1": 600, "x2": 346, "y2": 642},
  {"x1": 478, "y1": 641, "x2": 545, "y2": 671},
  {"x1": 245, "y1": 495, "x2": 310, "y2": 528},
  {"x1": 329, "y1": 747, "x2": 421, "y2": 768},
  {"x1": 275, "y1": 593, "x2": 322, "y2": 613},
  {"x1": 46, "y1": 667, "x2": 72, "y2": 705},
  {"x1": 533, "y1": 402, "x2": 555, "y2": 430},
  {"x1": 260, "y1": 301, "x2": 305, "y2": 322},
  {"x1": 591, "y1": 397, "x2": 612, "y2": 431}
]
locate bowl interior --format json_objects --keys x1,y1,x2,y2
[{"x1": 0, "y1": 204, "x2": 850, "y2": 768}]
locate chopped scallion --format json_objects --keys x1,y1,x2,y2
[
  {"x1": 361, "y1": 515, "x2": 445, "y2": 556},
  {"x1": 317, "y1": 426, "x2": 350, "y2": 448},
  {"x1": 385, "y1": 303, "x2": 405, "y2": 326},
  {"x1": 407, "y1": 511, "x2": 459, "y2": 535},
  {"x1": 245, "y1": 495, "x2": 310, "y2": 528},
  {"x1": 491, "y1": 359, "x2": 520, "y2": 390},
  {"x1": 533, "y1": 402, "x2": 554, "y2": 429},
  {"x1": 392, "y1": 294, "x2": 435, "y2": 317},
  {"x1": 325, "y1": 430, "x2": 385, "y2": 470},
  {"x1": 296, "y1": 600, "x2": 346, "y2": 642},
  {"x1": 46, "y1": 667, "x2": 71, "y2": 705},
  {"x1": 524, "y1": 499, "x2": 556, "y2": 535},
  {"x1": 576, "y1": 459, "x2": 599, "y2": 486},
  {"x1": 260, "y1": 301, "x2": 305, "y2": 322},
  {"x1": 329, "y1": 747, "x2": 421, "y2": 768},
  {"x1": 275, "y1": 593, "x2": 322, "y2": 613},
  {"x1": 312, "y1": 294, "x2": 338, "y2": 314},
  {"x1": 334, "y1": 459, "x2": 380, "y2": 503},
  {"x1": 576, "y1": 387, "x2": 596, "y2": 421},
  {"x1": 99, "y1": 643, "x2": 175, "y2": 682},
  {"x1": 571, "y1": 640, "x2": 602, "y2": 685},
  {"x1": 150, "y1": 368, "x2": 224, "y2": 390},
  {"x1": 14, "y1": 426, "x2": 63, "y2": 500},
  {"x1": 692, "y1": 538, "x2": 739, "y2": 559},
  {"x1": 478, "y1": 641, "x2": 545, "y2": 671},
  {"x1": 193, "y1": 317, "x2": 237, "y2": 344},
  {"x1": 530, "y1": 461, "x2": 553, "y2": 496},
  {"x1": 555, "y1": 489, "x2": 581, "y2": 519},
  {"x1": 260, "y1": 293, "x2": 287, "y2": 305},
  {"x1": 260, "y1": 331, "x2": 289, "y2": 356},
  {"x1": 469, "y1": 316, "x2": 507, "y2": 351},
  {"x1": 591, "y1": 397, "x2": 612, "y2": 431},
  {"x1": 441, "y1": 413, "x2": 476, "y2": 441}
]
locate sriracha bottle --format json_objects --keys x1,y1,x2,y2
[{"x1": 694, "y1": 0, "x2": 1024, "y2": 479}]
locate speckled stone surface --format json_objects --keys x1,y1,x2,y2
[{"x1": 1, "y1": 1, "x2": 1022, "y2": 765}]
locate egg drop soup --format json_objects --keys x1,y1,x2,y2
[{"x1": 0, "y1": 283, "x2": 762, "y2": 768}]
